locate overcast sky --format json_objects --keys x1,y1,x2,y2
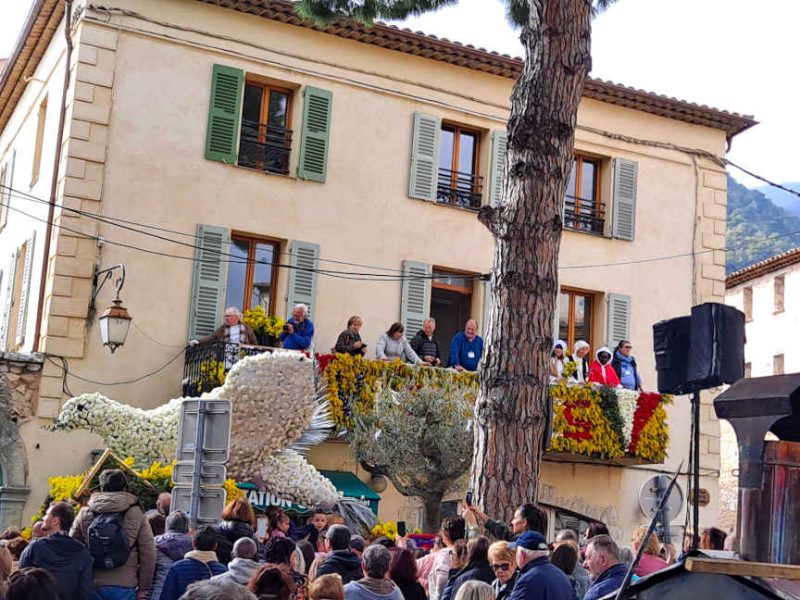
[{"x1": 1, "y1": 0, "x2": 797, "y2": 188}]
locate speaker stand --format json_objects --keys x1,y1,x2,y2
[{"x1": 691, "y1": 390, "x2": 701, "y2": 550}]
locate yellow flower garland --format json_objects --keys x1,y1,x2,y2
[{"x1": 548, "y1": 383, "x2": 625, "y2": 459}]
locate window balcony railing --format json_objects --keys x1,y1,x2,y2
[
  {"x1": 238, "y1": 120, "x2": 292, "y2": 176},
  {"x1": 437, "y1": 168, "x2": 483, "y2": 210},
  {"x1": 564, "y1": 194, "x2": 606, "y2": 234},
  {"x1": 182, "y1": 341, "x2": 274, "y2": 397}
]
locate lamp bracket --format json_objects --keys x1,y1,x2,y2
[{"x1": 91, "y1": 263, "x2": 126, "y2": 311}]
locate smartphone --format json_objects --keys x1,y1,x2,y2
[
  {"x1": 397, "y1": 521, "x2": 407, "y2": 537},
  {"x1": 465, "y1": 490, "x2": 474, "y2": 507}
]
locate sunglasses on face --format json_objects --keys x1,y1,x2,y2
[
  {"x1": 623, "y1": 345, "x2": 632, "y2": 349},
  {"x1": 491, "y1": 563, "x2": 511, "y2": 572}
]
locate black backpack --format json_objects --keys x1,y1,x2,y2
[{"x1": 86, "y1": 506, "x2": 132, "y2": 570}]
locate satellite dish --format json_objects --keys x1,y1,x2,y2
[{"x1": 639, "y1": 475, "x2": 684, "y2": 523}]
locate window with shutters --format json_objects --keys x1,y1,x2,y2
[
  {"x1": 6, "y1": 244, "x2": 27, "y2": 350},
  {"x1": 774, "y1": 353, "x2": 784, "y2": 376},
  {"x1": 774, "y1": 275, "x2": 785, "y2": 314},
  {"x1": 31, "y1": 97, "x2": 47, "y2": 185},
  {"x1": 0, "y1": 163, "x2": 7, "y2": 228},
  {"x1": 743, "y1": 286, "x2": 753, "y2": 322},
  {"x1": 437, "y1": 124, "x2": 483, "y2": 209},
  {"x1": 564, "y1": 155, "x2": 606, "y2": 234},
  {"x1": 558, "y1": 288, "x2": 595, "y2": 349},
  {"x1": 238, "y1": 81, "x2": 293, "y2": 176},
  {"x1": 225, "y1": 234, "x2": 279, "y2": 315}
]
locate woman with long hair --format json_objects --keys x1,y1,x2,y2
[{"x1": 390, "y1": 549, "x2": 426, "y2": 600}]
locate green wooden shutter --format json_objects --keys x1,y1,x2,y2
[
  {"x1": 400, "y1": 260, "x2": 432, "y2": 341},
  {"x1": 612, "y1": 158, "x2": 638, "y2": 240},
  {"x1": 0, "y1": 252, "x2": 16, "y2": 350},
  {"x1": 489, "y1": 129, "x2": 508, "y2": 207},
  {"x1": 286, "y1": 241, "x2": 320, "y2": 317},
  {"x1": 297, "y1": 87, "x2": 332, "y2": 182},
  {"x1": 205, "y1": 64, "x2": 244, "y2": 164},
  {"x1": 188, "y1": 224, "x2": 230, "y2": 340},
  {"x1": 15, "y1": 231, "x2": 35, "y2": 346},
  {"x1": 606, "y1": 293, "x2": 631, "y2": 349},
  {"x1": 1, "y1": 150, "x2": 15, "y2": 227},
  {"x1": 408, "y1": 112, "x2": 441, "y2": 201}
]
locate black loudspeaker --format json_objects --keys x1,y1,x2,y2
[
  {"x1": 686, "y1": 302, "x2": 745, "y2": 390},
  {"x1": 653, "y1": 316, "x2": 692, "y2": 394}
]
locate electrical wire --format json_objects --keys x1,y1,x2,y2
[{"x1": 45, "y1": 348, "x2": 185, "y2": 386}]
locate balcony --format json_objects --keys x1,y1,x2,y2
[
  {"x1": 564, "y1": 194, "x2": 606, "y2": 234},
  {"x1": 182, "y1": 341, "x2": 275, "y2": 397},
  {"x1": 238, "y1": 120, "x2": 292, "y2": 176},
  {"x1": 437, "y1": 168, "x2": 483, "y2": 210}
]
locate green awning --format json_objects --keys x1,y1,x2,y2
[{"x1": 319, "y1": 470, "x2": 381, "y2": 502}]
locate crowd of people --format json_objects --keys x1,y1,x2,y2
[
  {"x1": 550, "y1": 339, "x2": 644, "y2": 391},
  {"x1": 0, "y1": 467, "x2": 734, "y2": 600}
]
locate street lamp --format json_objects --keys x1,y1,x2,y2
[{"x1": 92, "y1": 264, "x2": 132, "y2": 353}]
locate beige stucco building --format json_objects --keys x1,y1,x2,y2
[{"x1": 0, "y1": 0, "x2": 755, "y2": 540}]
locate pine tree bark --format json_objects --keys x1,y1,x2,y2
[{"x1": 470, "y1": 0, "x2": 593, "y2": 523}]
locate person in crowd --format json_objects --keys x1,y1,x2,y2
[
  {"x1": 268, "y1": 509, "x2": 292, "y2": 539},
  {"x1": 216, "y1": 498, "x2": 262, "y2": 565},
  {"x1": 630, "y1": 526, "x2": 668, "y2": 577},
  {"x1": 390, "y1": 548, "x2": 426, "y2": 600},
  {"x1": 293, "y1": 510, "x2": 328, "y2": 551},
  {"x1": 249, "y1": 563, "x2": 297, "y2": 600},
  {"x1": 410, "y1": 318, "x2": 443, "y2": 366},
  {"x1": 297, "y1": 540, "x2": 317, "y2": 576},
  {"x1": 549, "y1": 544, "x2": 579, "y2": 600},
  {"x1": 310, "y1": 573, "x2": 345, "y2": 600},
  {"x1": 438, "y1": 539, "x2": 468, "y2": 600},
  {"x1": 19, "y1": 501, "x2": 92, "y2": 600},
  {"x1": 30, "y1": 521, "x2": 45, "y2": 539},
  {"x1": 212, "y1": 537, "x2": 262, "y2": 588},
  {"x1": 612, "y1": 340, "x2": 643, "y2": 392},
  {"x1": 151, "y1": 510, "x2": 193, "y2": 600},
  {"x1": 700, "y1": 527, "x2": 727, "y2": 551},
  {"x1": 585, "y1": 522, "x2": 609, "y2": 542},
  {"x1": 443, "y1": 537, "x2": 494, "y2": 600},
  {"x1": 350, "y1": 536, "x2": 366, "y2": 559},
  {"x1": 432, "y1": 536, "x2": 444, "y2": 554},
  {"x1": 6, "y1": 567, "x2": 61, "y2": 600},
  {"x1": 454, "y1": 581, "x2": 495, "y2": 600},
  {"x1": 280, "y1": 303, "x2": 315, "y2": 351},
  {"x1": 152, "y1": 493, "x2": 171, "y2": 517},
  {"x1": 264, "y1": 536, "x2": 308, "y2": 599},
  {"x1": 317, "y1": 525, "x2": 363, "y2": 583},
  {"x1": 567, "y1": 341, "x2": 591, "y2": 383},
  {"x1": 335, "y1": 316, "x2": 368, "y2": 356},
  {"x1": 376, "y1": 323, "x2": 425, "y2": 365},
  {"x1": 190, "y1": 307, "x2": 258, "y2": 346},
  {"x1": 344, "y1": 544, "x2": 404, "y2": 600},
  {"x1": 417, "y1": 516, "x2": 466, "y2": 600},
  {"x1": 552, "y1": 531, "x2": 589, "y2": 599},
  {"x1": 488, "y1": 541, "x2": 518, "y2": 600},
  {"x1": 148, "y1": 513, "x2": 166, "y2": 538},
  {"x1": 588, "y1": 348, "x2": 621, "y2": 387},
  {"x1": 550, "y1": 340, "x2": 568, "y2": 380},
  {"x1": 70, "y1": 468, "x2": 156, "y2": 600},
  {"x1": 160, "y1": 526, "x2": 227, "y2": 600},
  {"x1": 582, "y1": 535, "x2": 627, "y2": 600},
  {"x1": 0, "y1": 541, "x2": 11, "y2": 598},
  {"x1": 507, "y1": 531, "x2": 573, "y2": 600},
  {"x1": 182, "y1": 578, "x2": 258, "y2": 600},
  {"x1": 449, "y1": 320, "x2": 484, "y2": 372},
  {"x1": 465, "y1": 503, "x2": 548, "y2": 543}
]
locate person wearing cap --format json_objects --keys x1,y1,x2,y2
[
  {"x1": 506, "y1": 531, "x2": 573, "y2": 600},
  {"x1": 582, "y1": 535, "x2": 628, "y2": 600},
  {"x1": 317, "y1": 525, "x2": 363, "y2": 584},
  {"x1": 350, "y1": 535, "x2": 366, "y2": 559}
]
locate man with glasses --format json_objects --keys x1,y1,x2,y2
[
  {"x1": 506, "y1": 531, "x2": 573, "y2": 600},
  {"x1": 612, "y1": 340, "x2": 644, "y2": 392}
]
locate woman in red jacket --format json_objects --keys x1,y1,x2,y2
[{"x1": 588, "y1": 347, "x2": 621, "y2": 387}]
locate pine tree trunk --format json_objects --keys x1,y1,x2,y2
[
  {"x1": 422, "y1": 491, "x2": 445, "y2": 533},
  {"x1": 470, "y1": 0, "x2": 593, "y2": 523}
]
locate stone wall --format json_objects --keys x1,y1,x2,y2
[{"x1": 0, "y1": 352, "x2": 43, "y2": 421}]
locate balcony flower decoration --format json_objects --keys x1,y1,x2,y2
[
  {"x1": 562, "y1": 360, "x2": 578, "y2": 380},
  {"x1": 197, "y1": 359, "x2": 226, "y2": 393},
  {"x1": 242, "y1": 305, "x2": 285, "y2": 346}
]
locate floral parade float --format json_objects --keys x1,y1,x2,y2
[{"x1": 53, "y1": 350, "x2": 376, "y2": 531}]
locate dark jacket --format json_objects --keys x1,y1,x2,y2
[
  {"x1": 198, "y1": 323, "x2": 258, "y2": 345},
  {"x1": 150, "y1": 532, "x2": 193, "y2": 600},
  {"x1": 216, "y1": 520, "x2": 260, "y2": 565},
  {"x1": 582, "y1": 563, "x2": 627, "y2": 600},
  {"x1": 317, "y1": 549, "x2": 364, "y2": 584},
  {"x1": 444, "y1": 560, "x2": 495, "y2": 600},
  {"x1": 507, "y1": 557, "x2": 574, "y2": 600},
  {"x1": 410, "y1": 330, "x2": 442, "y2": 365},
  {"x1": 159, "y1": 556, "x2": 227, "y2": 600},
  {"x1": 484, "y1": 520, "x2": 517, "y2": 542},
  {"x1": 71, "y1": 491, "x2": 156, "y2": 595},
  {"x1": 492, "y1": 570, "x2": 519, "y2": 600},
  {"x1": 395, "y1": 579, "x2": 427, "y2": 600},
  {"x1": 440, "y1": 567, "x2": 461, "y2": 600},
  {"x1": 335, "y1": 329, "x2": 366, "y2": 356},
  {"x1": 19, "y1": 532, "x2": 93, "y2": 600}
]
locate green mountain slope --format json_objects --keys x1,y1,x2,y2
[{"x1": 726, "y1": 175, "x2": 800, "y2": 273}]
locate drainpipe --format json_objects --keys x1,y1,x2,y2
[{"x1": 33, "y1": 0, "x2": 73, "y2": 352}]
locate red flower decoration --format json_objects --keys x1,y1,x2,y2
[{"x1": 628, "y1": 392, "x2": 662, "y2": 453}]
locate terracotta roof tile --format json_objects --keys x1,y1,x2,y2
[{"x1": 726, "y1": 247, "x2": 800, "y2": 288}]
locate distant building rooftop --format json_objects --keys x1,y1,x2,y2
[{"x1": 727, "y1": 247, "x2": 800, "y2": 288}]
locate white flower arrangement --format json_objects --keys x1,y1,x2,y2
[
  {"x1": 615, "y1": 388, "x2": 640, "y2": 447},
  {"x1": 257, "y1": 449, "x2": 339, "y2": 508}
]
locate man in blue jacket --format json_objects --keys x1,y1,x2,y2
[
  {"x1": 582, "y1": 535, "x2": 628, "y2": 600},
  {"x1": 19, "y1": 501, "x2": 93, "y2": 600},
  {"x1": 448, "y1": 319, "x2": 484, "y2": 372},
  {"x1": 280, "y1": 303, "x2": 315, "y2": 351},
  {"x1": 159, "y1": 526, "x2": 226, "y2": 600},
  {"x1": 507, "y1": 531, "x2": 573, "y2": 600}
]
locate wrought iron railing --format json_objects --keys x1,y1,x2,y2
[
  {"x1": 182, "y1": 341, "x2": 274, "y2": 397},
  {"x1": 564, "y1": 194, "x2": 606, "y2": 234},
  {"x1": 436, "y1": 168, "x2": 483, "y2": 209},
  {"x1": 238, "y1": 119, "x2": 292, "y2": 176}
]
